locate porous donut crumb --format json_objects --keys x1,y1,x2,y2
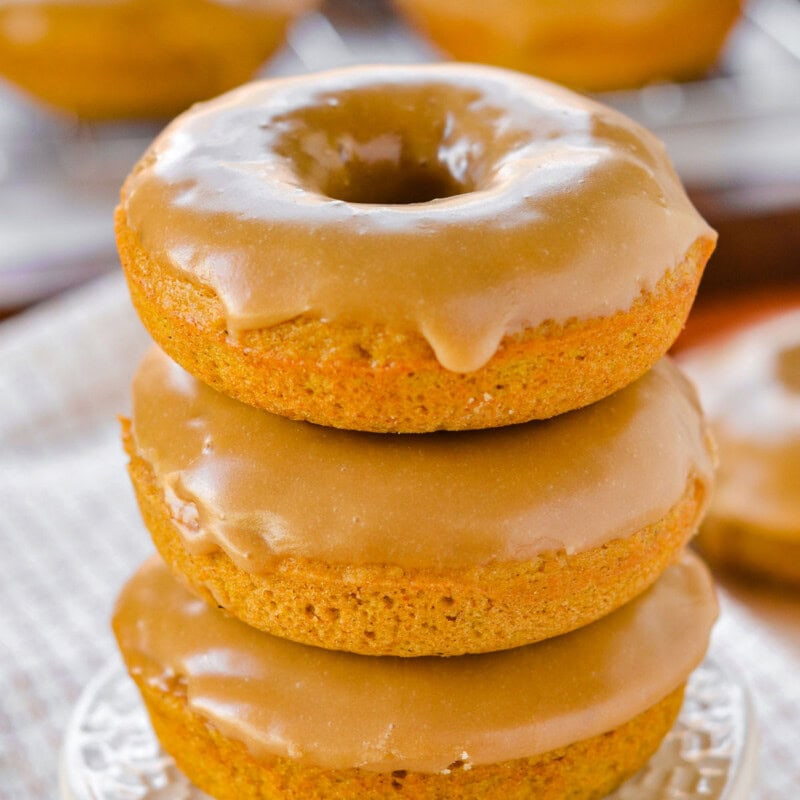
[{"x1": 117, "y1": 210, "x2": 712, "y2": 433}]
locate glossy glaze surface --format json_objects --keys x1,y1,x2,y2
[
  {"x1": 122, "y1": 64, "x2": 715, "y2": 372},
  {"x1": 130, "y1": 346, "x2": 714, "y2": 570}
]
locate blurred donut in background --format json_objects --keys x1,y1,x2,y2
[
  {"x1": 0, "y1": 0, "x2": 320, "y2": 119},
  {"x1": 677, "y1": 292, "x2": 800, "y2": 587},
  {"x1": 392, "y1": 0, "x2": 743, "y2": 92}
]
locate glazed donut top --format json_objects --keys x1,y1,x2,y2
[
  {"x1": 121, "y1": 64, "x2": 715, "y2": 373},
  {"x1": 115, "y1": 553, "x2": 716, "y2": 772},
  {"x1": 129, "y1": 346, "x2": 714, "y2": 571},
  {"x1": 680, "y1": 309, "x2": 800, "y2": 535}
]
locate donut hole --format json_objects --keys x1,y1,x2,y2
[
  {"x1": 322, "y1": 153, "x2": 471, "y2": 205},
  {"x1": 272, "y1": 85, "x2": 505, "y2": 206}
]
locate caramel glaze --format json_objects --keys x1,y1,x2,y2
[
  {"x1": 121, "y1": 64, "x2": 715, "y2": 373},
  {"x1": 114, "y1": 553, "x2": 716, "y2": 773},
  {"x1": 130, "y1": 346, "x2": 714, "y2": 571},
  {"x1": 680, "y1": 310, "x2": 800, "y2": 537}
]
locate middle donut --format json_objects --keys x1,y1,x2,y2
[{"x1": 125, "y1": 346, "x2": 714, "y2": 657}]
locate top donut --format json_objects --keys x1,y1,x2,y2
[{"x1": 116, "y1": 63, "x2": 716, "y2": 433}]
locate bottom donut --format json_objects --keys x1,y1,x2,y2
[
  {"x1": 139, "y1": 682, "x2": 684, "y2": 800},
  {"x1": 113, "y1": 553, "x2": 717, "y2": 800}
]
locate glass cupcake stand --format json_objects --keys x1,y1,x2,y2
[{"x1": 60, "y1": 657, "x2": 756, "y2": 800}]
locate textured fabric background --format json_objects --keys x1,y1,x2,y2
[{"x1": 1, "y1": 273, "x2": 799, "y2": 799}]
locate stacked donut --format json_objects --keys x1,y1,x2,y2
[{"x1": 112, "y1": 64, "x2": 720, "y2": 800}]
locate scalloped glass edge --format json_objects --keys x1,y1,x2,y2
[{"x1": 60, "y1": 656, "x2": 757, "y2": 800}]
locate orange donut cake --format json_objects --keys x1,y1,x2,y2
[
  {"x1": 680, "y1": 307, "x2": 800, "y2": 586},
  {"x1": 114, "y1": 552, "x2": 717, "y2": 800},
  {"x1": 393, "y1": 0, "x2": 742, "y2": 92},
  {"x1": 116, "y1": 64, "x2": 716, "y2": 432},
  {"x1": 123, "y1": 346, "x2": 714, "y2": 656},
  {"x1": 0, "y1": 0, "x2": 318, "y2": 119}
]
